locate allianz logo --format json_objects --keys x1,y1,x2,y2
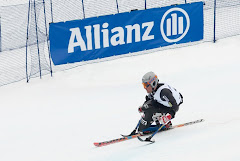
[
  {"x1": 68, "y1": 7, "x2": 190, "y2": 53},
  {"x1": 68, "y1": 22, "x2": 154, "y2": 53},
  {"x1": 161, "y1": 8, "x2": 190, "y2": 43}
]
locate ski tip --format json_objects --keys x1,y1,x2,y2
[
  {"x1": 197, "y1": 119, "x2": 205, "y2": 123},
  {"x1": 137, "y1": 136, "x2": 155, "y2": 143},
  {"x1": 93, "y1": 142, "x2": 101, "y2": 147},
  {"x1": 148, "y1": 139, "x2": 155, "y2": 143}
]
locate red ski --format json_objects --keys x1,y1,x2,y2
[{"x1": 94, "y1": 119, "x2": 204, "y2": 147}]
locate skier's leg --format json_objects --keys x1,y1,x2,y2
[
  {"x1": 141, "y1": 125, "x2": 159, "y2": 134},
  {"x1": 138, "y1": 106, "x2": 160, "y2": 134},
  {"x1": 138, "y1": 113, "x2": 154, "y2": 134}
]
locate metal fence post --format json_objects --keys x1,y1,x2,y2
[
  {"x1": 26, "y1": 0, "x2": 31, "y2": 83},
  {"x1": 213, "y1": 0, "x2": 217, "y2": 43},
  {"x1": 43, "y1": 0, "x2": 53, "y2": 76},
  {"x1": 50, "y1": 0, "x2": 53, "y2": 22},
  {"x1": 34, "y1": 0, "x2": 42, "y2": 79},
  {"x1": 145, "y1": 0, "x2": 147, "y2": 9},
  {"x1": 115, "y1": 0, "x2": 119, "y2": 13},
  {"x1": 82, "y1": 0, "x2": 86, "y2": 18}
]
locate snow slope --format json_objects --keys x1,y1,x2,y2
[{"x1": 0, "y1": 35, "x2": 240, "y2": 161}]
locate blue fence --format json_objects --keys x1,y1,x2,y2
[{"x1": 0, "y1": 0, "x2": 239, "y2": 86}]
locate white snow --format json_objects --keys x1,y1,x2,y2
[{"x1": 0, "y1": 35, "x2": 240, "y2": 161}]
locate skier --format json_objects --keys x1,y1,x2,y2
[{"x1": 130, "y1": 71, "x2": 183, "y2": 136}]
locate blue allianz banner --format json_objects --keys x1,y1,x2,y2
[{"x1": 50, "y1": 2, "x2": 203, "y2": 65}]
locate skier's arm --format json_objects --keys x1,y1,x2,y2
[
  {"x1": 145, "y1": 93, "x2": 153, "y2": 102},
  {"x1": 160, "y1": 88, "x2": 179, "y2": 118}
]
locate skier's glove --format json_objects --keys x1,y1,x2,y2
[
  {"x1": 138, "y1": 106, "x2": 143, "y2": 113},
  {"x1": 159, "y1": 113, "x2": 172, "y2": 125}
]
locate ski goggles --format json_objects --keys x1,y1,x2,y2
[
  {"x1": 142, "y1": 82, "x2": 150, "y2": 88},
  {"x1": 142, "y1": 75, "x2": 157, "y2": 88}
]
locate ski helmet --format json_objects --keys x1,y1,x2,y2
[{"x1": 142, "y1": 72, "x2": 159, "y2": 89}]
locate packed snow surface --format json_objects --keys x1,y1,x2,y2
[{"x1": 0, "y1": 35, "x2": 240, "y2": 161}]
